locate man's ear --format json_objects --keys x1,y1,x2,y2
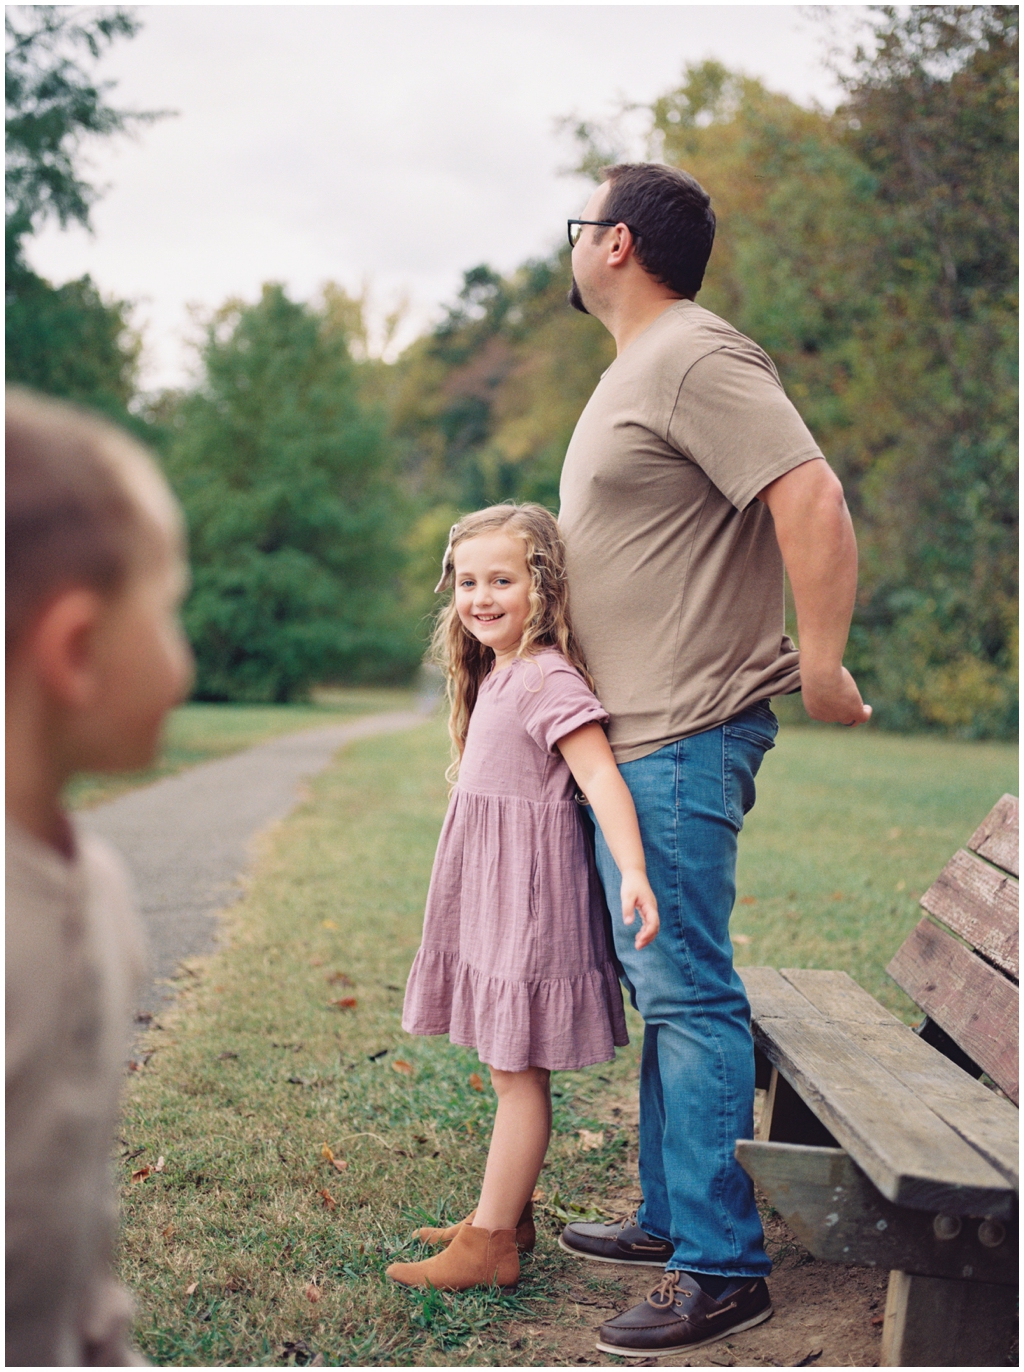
[
  {"x1": 29, "y1": 587, "x2": 107, "y2": 710},
  {"x1": 605, "y1": 223, "x2": 636, "y2": 269}
]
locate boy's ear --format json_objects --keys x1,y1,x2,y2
[{"x1": 29, "y1": 588, "x2": 107, "y2": 710}]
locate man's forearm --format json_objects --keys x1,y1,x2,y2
[{"x1": 759, "y1": 458, "x2": 871, "y2": 725}]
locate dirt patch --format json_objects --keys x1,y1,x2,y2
[
  {"x1": 504, "y1": 1199, "x2": 887, "y2": 1368},
  {"x1": 502, "y1": 1091, "x2": 888, "y2": 1367}
]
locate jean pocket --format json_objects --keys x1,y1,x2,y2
[{"x1": 722, "y1": 722, "x2": 776, "y2": 831}]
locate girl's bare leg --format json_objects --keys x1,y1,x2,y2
[{"x1": 472, "y1": 1065, "x2": 551, "y2": 1231}]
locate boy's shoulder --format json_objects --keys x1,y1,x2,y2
[{"x1": 6, "y1": 818, "x2": 146, "y2": 987}]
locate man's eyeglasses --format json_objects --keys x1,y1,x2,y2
[{"x1": 567, "y1": 218, "x2": 628, "y2": 248}]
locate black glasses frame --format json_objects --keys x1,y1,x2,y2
[{"x1": 567, "y1": 218, "x2": 629, "y2": 248}]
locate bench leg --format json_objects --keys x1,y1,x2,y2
[{"x1": 881, "y1": 1269, "x2": 1017, "y2": 1367}]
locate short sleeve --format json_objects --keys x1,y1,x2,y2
[
  {"x1": 516, "y1": 656, "x2": 609, "y2": 755},
  {"x1": 668, "y1": 344, "x2": 825, "y2": 510}
]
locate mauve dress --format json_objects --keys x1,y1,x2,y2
[{"x1": 402, "y1": 649, "x2": 629, "y2": 1072}]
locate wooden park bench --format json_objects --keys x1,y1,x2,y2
[{"x1": 737, "y1": 794, "x2": 1018, "y2": 1367}]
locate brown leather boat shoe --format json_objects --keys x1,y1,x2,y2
[
  {"x1": 558, "y1": 1211, "x2": 673, "y2": 1267},
  {"x1": 595, "y1": 1269, "x2": 772, "y2": 1358}
]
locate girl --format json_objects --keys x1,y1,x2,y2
[{"x1": 386, "y1": 503, "x2": 659, "y2": 1294}]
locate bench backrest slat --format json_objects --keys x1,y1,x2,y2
[
  {"x1": 967, "y1": 792, "x2": 1019, "y2": 877},
  {"x1": 887, "y1": 918, "x2": 1019, "y2": 1104},
  {"x1": 919, "y1": 847, "x2": 1019, "y2": 979}
]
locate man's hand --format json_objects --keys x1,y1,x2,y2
[
  {"x1": 800, "y1": 663, "x2": 872, "y2": 727},
  {"x1": 758, "y1": 459, "x2": 871, "y2": 728},
  {"x1": 621, "y1": 868, "x2": 660, "y2": 949}
]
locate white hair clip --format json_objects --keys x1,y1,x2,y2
[{"x1": 434, "y1": 523, "x2": 459, "y2": 594}]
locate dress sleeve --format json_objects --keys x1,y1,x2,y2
[{"x1": 516, "y1": 657, "x2": 609, "y2": 755}]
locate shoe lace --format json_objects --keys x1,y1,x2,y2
[
  {"x1": 647, "y1": 1271, "x2": 688, "y2": 1310},
  {"x1": 603, "y1": 1209, "x2": 637, "y2": 1229}
]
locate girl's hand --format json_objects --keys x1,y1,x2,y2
[{"x1": 621, "y1": 869, "x2": 659, "y2": 950}]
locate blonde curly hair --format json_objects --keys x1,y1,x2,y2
[{"x1": 431, "y1": 503, "x2": 593, "y2": 777}]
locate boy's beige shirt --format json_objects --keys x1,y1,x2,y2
[
  {"x1": 559, "y1": 299, "x2": 816, "y2": 762},
  {"x1": 6, "y1": 818, "x2": 147, "y2": 1366}
]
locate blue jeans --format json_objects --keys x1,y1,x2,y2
[{"x1": 590, "y1": 700, "x2": 778, "y2": 1279}]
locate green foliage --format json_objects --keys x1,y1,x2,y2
[
  {"x1": 390, "y1": 11, "x2": 1016, "y2": 738},
  {"x1": 165, "y1": 284, "x2": 423, "y2": 702},
  {"x1": 5, "y1": 263, "x2": 140, "y2": 416},
  {"x1": 5, "y1": 5, "x2": 161, "y2": 253},
  {"x1": 5, "y1": 5, "x2": 163, "y2": 427}
]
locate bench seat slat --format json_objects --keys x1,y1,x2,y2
[
  {"x1": 838, "y1": 1021, "x2": 1018, "y2": 1187},
  {"x1": 771, "y1": 971, "x2": 1017, "y2": 1184},
  {"x1": 741, "y1": 968, "x2": 1017, "y2": 1217},
  {"x1": 919, "y1": 848, "x2": 1019, "y2": 979},
  {"x1": 747, "y1": 1014, "x2": 1015, "y2": 1216},
  {"x1": 779, "y1": 967, "x2": 900, "y2": 1025},
  {"x1": 886, "y1": 920, "x2": 1019, "y2": 1103},
  {"x1": 968, "y1": 793, "x2": 1019, "y2": 878}
]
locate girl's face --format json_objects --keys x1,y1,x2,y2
[{"x1": 453, "y1": 531, "x2": 533, "y2": 665}]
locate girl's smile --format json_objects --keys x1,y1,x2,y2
[{"x1": 453, "y1": 532, "x2": 533, "y2": 669}]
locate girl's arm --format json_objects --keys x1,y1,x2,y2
[{"x1": 557, "y1": 722, "x2": 659, "y2": 950}]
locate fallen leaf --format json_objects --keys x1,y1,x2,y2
[
  {"x1": 391, "y1": 1059, "x2": 414, "y2": 1075},
  {"x1": 578, "y1": 1129, "x2": 605, "y2": 1152},
  {"x1": 732, "y1": 933, "x2": 751, "y2": 945},
  {"x1": 329, "y1": 996, "x2": 357, "y2": 1010},
  {"x1": 468, "y1": 1072, "x2": 485, "y2": 1091},
  {"x1": 321, "y1": 920, "x2": 337, "y2": 930},
  {"x1": 305, "y1": 1281, "x2": 321, "y2": 1303},
  {"x1": 321, "y1": 1142, "x2": 335, "y2": 1162},
  {"x1": 332, "y1": 1158, "x2": 348, "y2": 1172},
  {"x1": 185, "y1": 1281, "x2": 198, "y2": 1297},
  {"x1": 131, "y1": 1164, "x2": 153, "y2": 1183},
  {"x1": 310, "y1": 1356, "x2": 325, "y2": 1368},
  {"x1": 217, "y1": 1051, "x2": 239, "y2": 1060},
  {"x1": 326, "y1": 971, "x2": 354, "y2": 986},
  {"x1": 161, "y1": 1223, "x2": 175, "y2": 1239},
  {"x1": 871, "y1": 1314, "x2": 884, "y2": 1327},
  {"x1": 213, "y1": 985, "x2": 226, "y2": 993},
  {"x1": 154, "y1": 1155, "x2": 165, "y2": 1173},
  {"x1": 831, "y1": 891, "x2": 844, "y2": 901},
  {"x1": 319, "y1": 1188, "x2": 337, "y2": 1211},
  {"x1": 531, "y1": 1188, "x2": 546, "y2": 1202},
  {"x1": 739, "y1": 895, "x2": 757, "y2": 905},
  {"x1": 309, "y1": 956, "x2": 325, "y2": 967}
]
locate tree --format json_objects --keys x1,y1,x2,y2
[
  {"x1": 5, "y1": 6, "x2": 162, "y2": 421},
  {"x1": 832, "y1": 6, "x2": 1018, "y2": 735},
  {"x1": 166, "y1": 284, "x2": 422, "y2": 702}
]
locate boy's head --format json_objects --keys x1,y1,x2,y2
[{"x1": 6, "y1": 389, "x2": 193, "y2": 783}]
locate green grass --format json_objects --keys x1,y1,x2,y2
[
  {"x1": 117, "y1": 719, "x2": 1016, "y2": 1364},
  {"x1": 733, "y1": 726, "x2": 1017, "y2": 1016},
  {"x1": 68, "y1": 687, "x2": 416, "y2": 809}
]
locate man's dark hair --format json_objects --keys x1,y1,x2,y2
[{"x1": 600, "y1": 163, "x2": 716, "y2": 298}]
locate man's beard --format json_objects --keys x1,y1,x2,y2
[{"x1": 567, "y1": 276, "x2": 590, "y2": 315}]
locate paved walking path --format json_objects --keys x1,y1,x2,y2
[{"x1": 82, "y1": 709, "x2": 430, "y2": 1014}]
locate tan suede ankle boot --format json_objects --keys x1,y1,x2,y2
[
  {"x1": 413, "y1": 1201, "x2": 535, "y2": 1252},
  {"x1": 387, "y1": 1222, "x2": 520, "y2": 1291}
]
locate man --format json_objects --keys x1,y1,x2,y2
[{"x1": 557, "y1": 163, "x2": 870, "y2": 1359}]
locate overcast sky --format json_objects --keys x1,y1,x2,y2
[{"x1": 26, "y1": 4, "x2": 866, "y2": 390}]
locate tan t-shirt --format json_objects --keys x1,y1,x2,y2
[
  {"x1": 6, "y1": 818, "x2": 147, "y2": 1366},
  {"x1": 559, "y1": 300, "x2": 818, "y2": 762}
]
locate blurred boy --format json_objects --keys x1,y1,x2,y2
[{"x1": 6, "y1": 389, "x2": 193, "y2": 1365}]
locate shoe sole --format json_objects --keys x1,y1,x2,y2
[
  {"x1": 558, "y1": 1234, "x2": 668, "y2": 1267},
  {"x1": 594, "y1": 1302, "x2": 773, "y2": 1359}
]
